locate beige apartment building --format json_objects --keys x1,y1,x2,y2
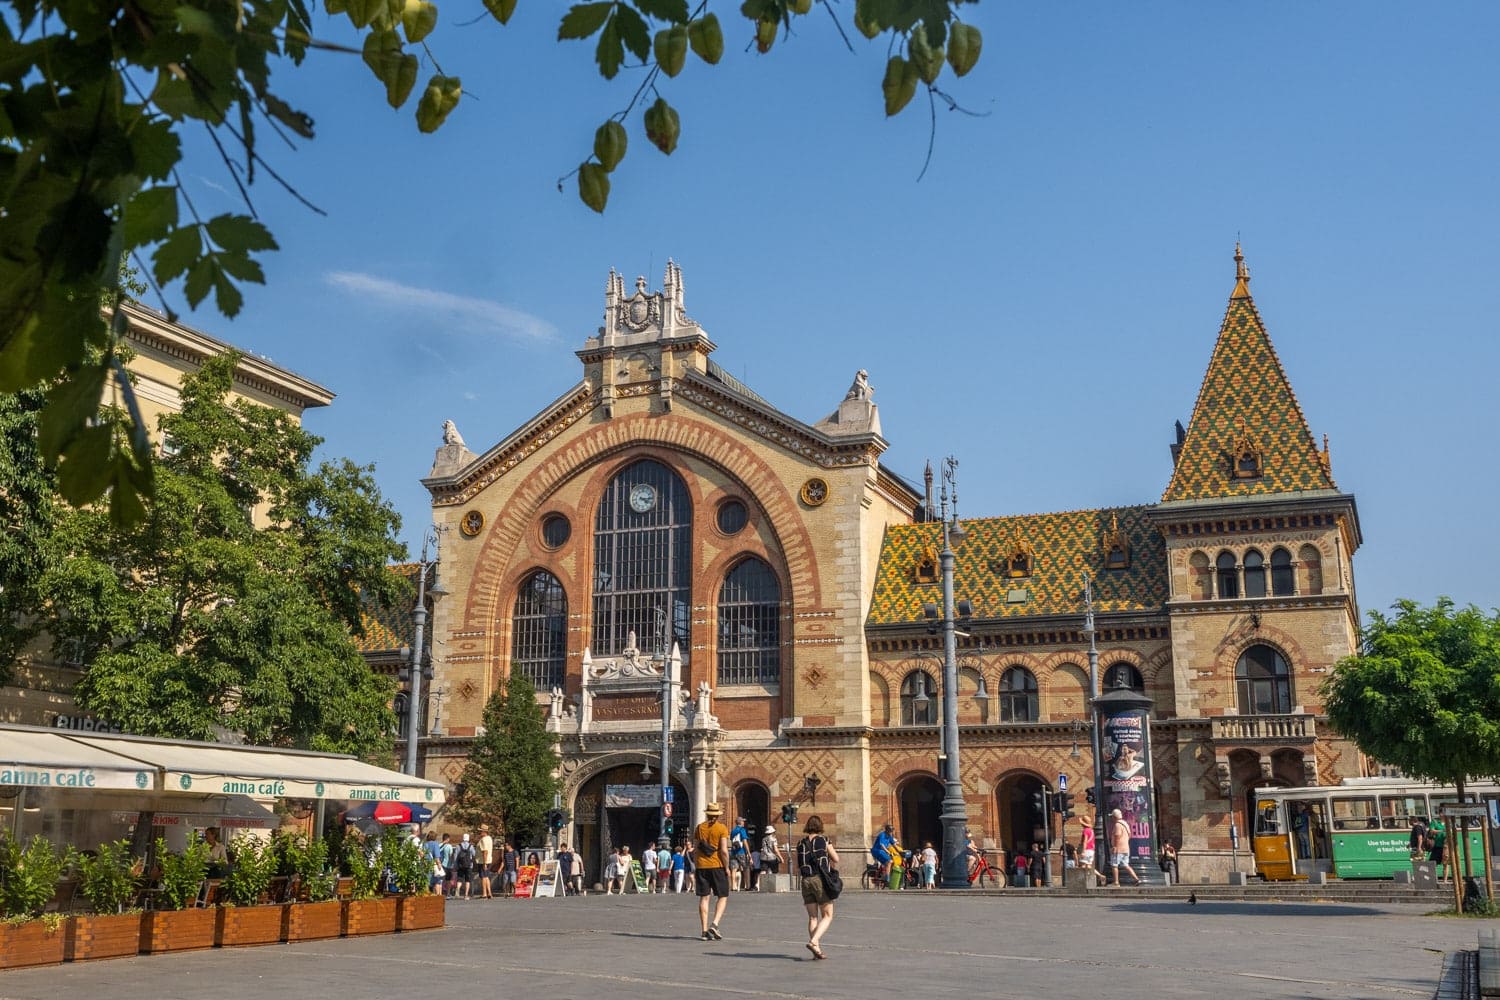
[{"x1": 407, "y1": 250, "x2": 1366, "y2": 884}]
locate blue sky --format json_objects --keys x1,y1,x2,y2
[{"x1": 168, "y1": 2, "x2": 1500, "y2": 619}]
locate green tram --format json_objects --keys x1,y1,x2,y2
[{"x1": 1250, "y1": 778, "x2": 1499, "y2": 881}]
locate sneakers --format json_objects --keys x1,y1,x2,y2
[
  {"x1": 706, "y1": 925, "x2": 723, "y2": 940},
  {"x1": 701, "y1": 931, "x2": 712, "y2": 941}
]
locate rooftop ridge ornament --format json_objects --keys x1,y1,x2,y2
[{"x1": 1231, "y1": 241, "x2": 1252, "y2": 299}]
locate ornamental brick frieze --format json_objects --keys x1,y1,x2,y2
[
  {"x1": 430, "y1": 386, "x2": 596, "y2": 507},
  {"x1": 675, "y1": 383, "x2": 873, "y2": 469}
]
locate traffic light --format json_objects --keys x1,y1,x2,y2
[
  {"x1": 780, "y1": 803, "x2": 799, "y2": 825},
  {"x1": 1031, "y1": 790, "x2": 1046, "y2": 813},
  {"x1": 1058, "y1": 792, "x2": 1076, "y2": 819},
  {"x1": 547, "y1": 809, "x2": 565, "y2": 832},
  {"x1": 663, "y1": 818, "x2": 674, "y2": 837},
  {"x1": 1085, "y1": 788, "x2": 1096, "y2": 805}
]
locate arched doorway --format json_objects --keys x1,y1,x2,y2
[
  {"x1": 573, "y1": 759, "x2": 690, "y2": 888},
  {"x1": 995, "y1": 771, "x2": 1048, "y2": 862},
  {"x1": 735, "y1": 782, "x2": 771, "y2": 854},
  {"x1": 897, "y1": 774, "x2": 943, "y2": 854}
]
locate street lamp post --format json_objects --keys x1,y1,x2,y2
[
  {"x1": 652, "y1": 608, "x2": 681, "y2": 850},
  {"x1": 935, "y1": 457, "x2": 972, "y2": 889},
  {"x1": 403, "y1": 529, "x2": 447, "y2": 777}
]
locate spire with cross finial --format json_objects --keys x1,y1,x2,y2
[{"x1": 1232, "y1": 241, "x2": 1251, "y2": 300}]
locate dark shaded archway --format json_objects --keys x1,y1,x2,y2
[
  {"x1": 897, "y1": 774, "x2": 943, "y2": 854},
  {"x1": 574, "y1": 761, "x2": 689, "y2": 888},
  {"x1": 996, "y1": 771, "x2": 1048, "y2": 861}
]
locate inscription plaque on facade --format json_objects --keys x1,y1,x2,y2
[{"x1": 592, "y1": 694, "x2": 658, "y2": 722}]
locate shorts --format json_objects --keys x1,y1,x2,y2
[
  {"x1": 801, "y1": 873, "x2": 830, "y2": 905},
  {"x1": 728, "y1": 856, "x2": 744, "y2": 871},
  {"x1": 1080, "y1": 850, "x2": 1096, "y2": 866},
  {"x1": 1109, "y1": 852, "x2": 1129, "y2": 868},
  {"x1": 696, "y1": 867, "x2": 730, "y2": 897}
]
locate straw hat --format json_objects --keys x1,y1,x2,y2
[{"x1": 704, "y1": 802, "x2": 723, "y2": 817}]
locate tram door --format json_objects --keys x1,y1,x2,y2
[{"x1": 1485, "y1": 794, "x2": 1500, "y2": 862}]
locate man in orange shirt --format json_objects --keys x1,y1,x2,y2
[{"x1": 693, "y1": 802, "x2": 731, "y2": 940}]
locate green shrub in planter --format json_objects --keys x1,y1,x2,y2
[
  {"x1": 343, "y1": 836, "x2": 382, "y2": 901},
  {"x1": 0, "y1": 834, "x2": 67, "y2": 918},
  {"x1": 295, "y1": 836, "x2": 335, "y2": 902},
  {"x1": 223, "y1": 834, "x2": 277, "y2": 906},
  {"x1": 381, "y1": 827, "x2": 428, "y2": 895},
  {"x1": 76, "y1": 839, "x2": 140, "y2": 914},
  {"x1": 154, "y1": 837, "x2": 209, "y2": 910}
]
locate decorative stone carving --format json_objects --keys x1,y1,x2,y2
[
  {"x1": 584, "y1": 631, "x2": 664, "y2": 681},
  {"x1": 1216, "y1": 760, "x2": 1231, "y2": 798},
  {"x1": 429, "y1": 420, "x2": 478, "y2": 478},
  {"x1": 442, "y1": 420, "x2": 466, "y2": 447}
]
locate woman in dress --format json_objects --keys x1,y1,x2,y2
[{"x1": 795, "y1": 815, "x2": 839, "y2": 959}]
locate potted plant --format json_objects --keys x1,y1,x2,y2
[
  {"x1": 0, "y1": 833, "x2": 68, "y2": 970},
  {"x1": 385, "y1": 829, "x2": 444, "y2": 932},
  {"x1": 139, "y1": 837, "x2": 215, "y2": 954},
  {"x1": 281, "y1": 834, "x2": 341, "y2": 942},
  {"x1": 340, "y1": 833, "x2": 396, "y2": 936},
  {"x1": 216, "y1": 834, "x2": 283, "y2": 947},
  {"x1": 66, "y1": 839, "x2": 143, "y2": 962}
]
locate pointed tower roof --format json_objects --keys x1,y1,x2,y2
[{"x1": 1161, "y1": 246, "x2": 1336, "y2": 503}]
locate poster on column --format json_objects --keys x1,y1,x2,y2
[
  {"x1": 1100, "y1": 710, "x2": 1155, "y2": 868},
  {"x1": 513, "y1": 865, "x2": 538, "y2": 898},
  {"x1": 532, "y1": 860, "x2": 559, "y2": 898}
]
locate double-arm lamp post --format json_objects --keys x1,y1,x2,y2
[{"x1": 401, "y1": 529, "x2": 448, "y2": 777}]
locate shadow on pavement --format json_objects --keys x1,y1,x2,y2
[{"x1": 1104, "y1": 901, "x2": 1390, "y2": 917}]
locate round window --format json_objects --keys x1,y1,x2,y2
[
  {"x1": 541, "y1": 514, "x2": 571, "y2": 548},
  {"x1": 716, "y1": 499, "x2": 748, "y2": 535}
]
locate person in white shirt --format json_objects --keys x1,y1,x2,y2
[
  {"x1": 921, "y1": 843, "x2": 938, "y2": 889},
  {"x1": 642, "y1": 841, "x2": 659, "y2": 889}
]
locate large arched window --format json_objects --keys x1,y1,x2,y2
[
  {"x1": 900, "y1": 670, "x2": 937, "y2": 725},
  {"x1": 1216, "y1": 551, "x2": 1239, "y2": 599},
  {"x1": 1243, "y1": 549, "x2": 1266, "y2": 598},
  {"x1": 513, "y1": 570, "x2": 567, "y2": 690},
  {"x1": 1270, "y1": 548, "x2": 1295, "y2": 596},
  {"x1": 999, "y1": 666, "x2": 1038, "y2": 722},
  {"x1": 1103, "y1": 662, "x2": 1144, "y2": 693},
  {"x1": 717, "y1": 557, "x2": 781, "y2": 685},
  {"x1": 593, "y1": 459, "x2": 692, "y2": 661},
  {"x1": 1236, "y1": 644, "x2": 1293, "y2": 715}
]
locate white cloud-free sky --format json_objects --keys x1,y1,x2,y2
[{"x1": 164, "y1": 3, "x2": 1500, "y2": 619}]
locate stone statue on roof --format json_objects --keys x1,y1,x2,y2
[
  {"x1": 845, "y1": 369, "x2": 872, "y2": 401},
  {"x1": 441, "y1": 420, "x2": 466, "y2": 447}
]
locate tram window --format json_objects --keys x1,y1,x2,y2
[
  {"x1": 1331, "y1": 796, "x2": 1377, "y2": 831},
  {"x1": 1380, "y1": 796, "x2": 1426, "y2": 830},
  {"x1": 1255, "y1": 800, "x2": 1280, "y2": 835}
]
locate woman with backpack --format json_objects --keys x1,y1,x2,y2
[{"x1": 795, "y1": 814, "x2": 840, "y2": 960}]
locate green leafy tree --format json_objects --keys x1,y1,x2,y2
[
  {"x1": 454, "y1": 670, "x2": 562, "y2": 844},
  {"x1": 1, "y1": 1, "x2": 982, "y2": 524},
  {"x1": 0, "y1": 384, "x2": 57, "y2": 685},
  {"x1": 34, "y1": 351, "x2": 406, "y2": 755},
  {"x1": 0, "y1": 834, "x2": 68, "y2": 919}
]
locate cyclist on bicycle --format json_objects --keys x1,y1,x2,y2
[
  {"x1": 870, "y1": 824, "x2": 899, "y2": 884},
  {"x1": 964, "y1": 829, "x2": 982, "y2": 876}
]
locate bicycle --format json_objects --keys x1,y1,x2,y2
[{"x1": 968, "y1": 850, "x2": 1002, "y2": 889}]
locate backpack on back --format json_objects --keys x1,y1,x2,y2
[{"x1": 457, "y1": 841, "x2": 476, "y2": 867}]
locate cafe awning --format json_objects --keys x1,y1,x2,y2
[{"x1": 0, "y1": 724, "x2": 445, "y2": 805}]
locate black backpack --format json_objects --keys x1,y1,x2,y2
[{"x1": 456, "y1": 841, "x2": 476, "y2": 867}]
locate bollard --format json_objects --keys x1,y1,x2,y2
[{"x1": 1227, "y1": 871, "x2": 1248, "y2": 886}]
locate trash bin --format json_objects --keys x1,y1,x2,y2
[{"x1": 1411, "y1": 860, "x2": 1437, "y2": 889}]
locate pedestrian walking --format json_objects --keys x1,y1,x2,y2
[
  {"x1": 761, "y1": 827, "x2": 786, "y2": 881},
  {"x1": 423, "y1": 830, "x2": 443, "y2": 893},
  {"x1": 453, "y1": 833, "x2": 476, "y2": 898},
  {"x1": 478, "y1": 824, "x2": 495, "y2": 899},
  {"x1": 729, "y1": 816, "x2": 749, "y2": 891},
  {"x1": 656, "y1": 844, "x2": 672, "y2": 893},
  {"x1": 748, "y1": 844, "x2": 762, "y2": 891},
  {"x1": 1108, "y1": 809, "x2": 1141, "y2": 886},
  {"x1": 500, "y1": 840, "x2": 520, "y2": 896},
  {"x1": 1028, "y1": 842, "x2": 1045, "y2": 887},
  {"x1": 795, "y1": 814, "x2": 839, "y2": 960},
  {"x1": 605, "y1": 847, "x2": 625, "y2": 894},
  {"x1": 438, "y1": 833, "x2": 456, "y2": 896},
  {"x1": 643, "y1": 838, "x2": 659, "y2": 888},
  {"x1": 1428, "y1": 818, "x2": 1448, "y2": 881},
  {"x1": 920, "y1": 842, "x2": 937, "y2": 889},
  {"x1": 557, "y1": 843, "x2": 578, "y2": 896},
  {"x1": 694, "y1": 802, "x2": 731, "y2": 940},
  {"x1": 1078, "y1": 815, "x2": 1099, "y2": 885},
  {"x1": 671, "y1": 843, "x2": 686, "y2": 892},
  {"x1": 1159, "y1": 841, "x2": 1178, "y2": 885}
]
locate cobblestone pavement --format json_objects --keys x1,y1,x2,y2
[{"x1": 1, "y1": 891, "x2": 1485, "y2": 1000}]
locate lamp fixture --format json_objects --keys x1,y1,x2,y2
[
  {"x1": 974, "y1": 678, "x2": 990, "y2": 703},
  {"x1": 640, "y1": 761, "x2": 654, "y2": 781}
]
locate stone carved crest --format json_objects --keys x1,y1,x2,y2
[{"x1": 586, "y1": 631, "x2": 664, "y2": 681}]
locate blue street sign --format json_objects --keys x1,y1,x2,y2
[
  {"x1": 1057, "y1": 773, "x2": 1068, "y2": 791},
  {"x1": 662, "y1": 786, "x2": 674, "y2": 804}
]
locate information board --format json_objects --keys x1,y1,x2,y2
[{"x1": 533, "y1": 859, "x2": 559, "y2": 898}]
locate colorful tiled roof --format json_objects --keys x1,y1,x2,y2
[
  {"x1": 354, "y1": 563, "x2": 420, "y2": 654},
  {"x1": 867, "y1": 505, "x2": 1166, "y2": 626},
  {"x1": 1162, "y1": 247, "x2": 1336, "y2": 503}
]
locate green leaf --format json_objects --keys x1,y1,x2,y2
[
  {"x1": 853, "y1": 0, "x2": 883, "y2": 39},
  {"x1": 881, "y1": 55, "x2": 918, "y2": 116},
  {"x1": 483, "y1": 0, "x2": 518, "y2": 23},
  {"x1": 121, "y1": 186, "x2": 179, "y2": 250},
  {"x1": 152, "y1": 224, "x2": 202, "y2": 285},
  {"x1": 415, "y1": 74, "x2": 462, "y2": 133},
  {"x1": 687, "y1": 13, "x2": 723, "y2": 64},
  {"x1": 206, "y1": 214, "x2": 278, "y2": 253},
  {"x1": 56, "y1": 424, "x2": 114, "y2": 505},
  {"x1": 578, "y1": 162, "x2": 610, "y2": 213},
  {"x1": 345, "y1": 0, "x2": 384, "y2": 28},
  {"x1": 401, "y1": 0, "x2": 438, "y2": 42},
  {"x1": 594, "y1": 14, "x2": 623, "y2": 79},
  {"x1": 636, "y1": 0, "x2": 690, "y2": 22},
  {"x1": 614, "y1": 5, "x2": 651, "y2": 61},
  {"x1": 558, "y1": 2, "x2": 613, "y2": 39},
  {"x1": 593, "y1": 120, "x2": 627, "y2": 171},
  {"x1": 653, "y1": 25, "x2": 687, "y2": 77},
  {"x1": 262, "y1": 94, "x2": 316, "y2": 139}
]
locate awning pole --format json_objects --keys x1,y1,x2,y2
[{"x1": 315, "y1": 799, "x2": 327, "y2": 842}]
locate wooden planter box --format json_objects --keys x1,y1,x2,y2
[
  {"x1": 396, "y1": 893, "x2": 445, "y2": 932},
  {"x1": 282, "y1": 900, "x2": 343, "y2": 943},
  {"x1": 341, "y1": 897, "x2": 398, "y2": 937},
  {"x1": 140, "y1": 907, "x2": 217, "y2": 954},
  {"x1": 216, "y1": 904, "x2": 288, "y2": 948},
  {"x1": 0, "y1": 918, "x2": 66, "y2": 970},
  {"x1": 65, "y1": 912, "x2": 142, "y2": 962}
]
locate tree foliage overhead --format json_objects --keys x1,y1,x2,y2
[
  {"x1": 1322, "y1": 598, "x2": 1500, "y2": 786},
  {"x1": 0, "y1": 383, "x2": 57, "y2": 686},
  {"x1": 1, "y1": 0, "x2": 982, "y2": 523},
  {"x1": 33, "y1": 350, "x2": 407, "y2": 754},
  {"x1": 453, "y1": 670, "x2": 562, "y2": 843}
]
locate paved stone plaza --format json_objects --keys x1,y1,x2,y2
[{"x1": 0, "y1": 892, "x2": 1483, "y2": 1000}]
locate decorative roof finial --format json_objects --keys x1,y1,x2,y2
[{"x1": 1231, "y1": 241, "x2": 1251, "y2": 299}]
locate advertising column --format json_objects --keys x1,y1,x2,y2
[{"x1": 1094, "y1": 684, "x2": 1161, "y2": 885}]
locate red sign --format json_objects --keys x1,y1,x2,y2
[
  {"x1": 513, "y1": 865, "x2": 538, "y2": 899},
  {"x1": 662, "y1": 802, "x2": 673, "y2": 818}
]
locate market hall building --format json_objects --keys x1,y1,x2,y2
[{"x1": 413, "y1": 251, "x2": 1364, "y2": 883}]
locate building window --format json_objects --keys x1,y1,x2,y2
[
  {"x1": 513, "y1": 570, "x2": 567, "y2": 690},
  {"x1": 1216, "y1": 551, "x2": 1239, "y2": 599},
  {"x1": 1243, "y1": 549, "x2": 1266, "y2": 598},
  {"x1": 716, "y1": 499, "x2": 748, "y2": 535},
  {"x1": 1236, "y1": 644, "x2": 1292, "y2": 715},
  {"x1": 1103, "y1": 662, "x2": 1144, "y2": 693},
  {"x1": 998, "y1": 666, "x2": 1038, "y2": 722},
  {"x1": 592, "y1": 459, "x2": 692, "y2": 662},
  {"x1": 541, "y1": 513, "x2": 571, "y2": 549},
  {"x1": 716, "y1": 557, "x2": 781, "y2": 685},
  {"x1": 1189, "y1": 550, "x2": 1212, "y2": 600},
  {"x1": 1298, "y1": 544, "x2": 1323, "y2": 595},
  {"x1": 900, "y1": 670, "x2": 937, "y2": 725},
  {"x1": 1270, "y1": 548, "x2": 1294, "y2": 596}
]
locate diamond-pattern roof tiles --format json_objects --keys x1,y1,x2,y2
[
  {"x1": 1162, "y1": 250, "x2": 1335, "y2": 502},
  {"x1": 867, "y1": 505, "x2": 1166, "y2": 627},
  {"x1": 354, "y1": 563, "x2": 420, "y2": 654}
]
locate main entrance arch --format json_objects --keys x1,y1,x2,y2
[
  {"x1": 897, "y1": 774, "x2": 943, "y2": 854},
  {"x1": 572, "y1": 758, "x2": 690, "y2": 888},
  {"x1": 995, "y1": 771, "x2": 1048, "y2": 862}
]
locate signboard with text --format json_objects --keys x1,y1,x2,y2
[
  {"x1": 533, "y1": 860, "x2": 559, "y2": 898},
  {"x1": 513, "y1": 865, "x2": 538, "y2": 899}
]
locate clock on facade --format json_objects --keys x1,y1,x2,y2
[{"x1": 628, "y1": 483, "x2": 658, "y2": 513}]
